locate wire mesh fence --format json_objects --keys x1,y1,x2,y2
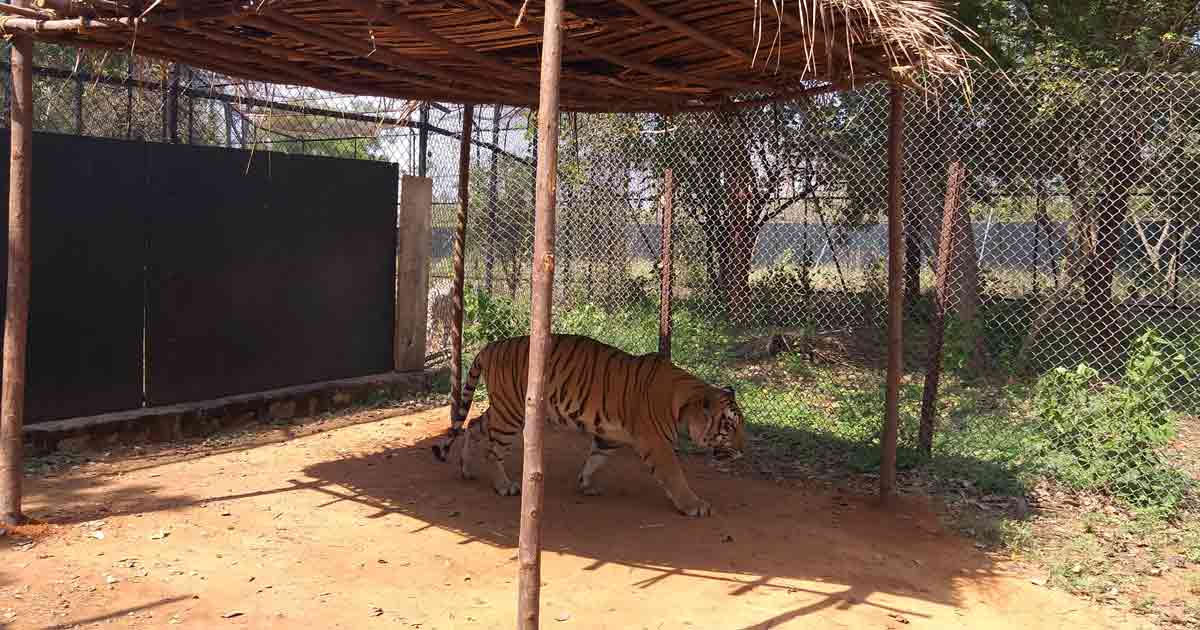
[{"x1": 11, "y1": 43, "x2": 1199, "y2": 515}]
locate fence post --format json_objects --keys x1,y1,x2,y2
[
  {"x1": 186, "y1": 67, "x2": 195, "y2": 144},
  {"x1": 484, "y1": 103, "x2": 500, "y2": 292},
  {"x1": 450, "y1": 105, "x2": 474, "y2": 412},
  {"x1": 1, "y1": 16, "x2": 34, "y2": 527},
  {"x1": 880, "y1": 83, "x2": 906, "y2": 504},
  {"x1": 165, "y1": 63, "x2": 180, "y2": 143},
  {"x1": 919, "y1": 161, "x2": 966, "y2": 455},
  {"x1": 395, "y1": 176, "x2": 433, "y2": 372},
  {"x1": 658, "y1": 168, "x2": 675, "y2": 359},
  {"x1": 73, "y1": 49, "x2": 84, "y2": 135},
  {"x1": 224, "y1": 102, "x2": 233, "y2": 147},
  {"x1": 125, "y1": 55, "x2": 134, "y2": 139},
  {"x1": 418, "y1": 102, "x2": 429, "y2": 177},
  {"x1": 519, "y1": 0, "x2": 565, "y2": 623}
]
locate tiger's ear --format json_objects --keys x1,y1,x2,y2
[{"x1": 722, "y1": 386, "x2": 736, "y2": 398}]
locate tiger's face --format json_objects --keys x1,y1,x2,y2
[{"x1": 685, "y1": 386, "x2": 746, "y2": 462}]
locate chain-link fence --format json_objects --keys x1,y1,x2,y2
[{"x1": 12, "y1": 43, "x2": 1199, "y2": 515}]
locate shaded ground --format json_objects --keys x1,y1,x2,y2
[{"x1": 0, "y1": 403, "x2": 1146, "y2": 630}]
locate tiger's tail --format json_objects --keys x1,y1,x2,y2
[{"x1": 432, "y1": 351, "x2": 485, "y2": 462}]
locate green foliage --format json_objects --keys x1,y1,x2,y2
[
  {"x1": 462, "y1": 288, "x2": 528, "y2": 347},
  {"x1": 957, "y1": 1, "x2": 1200, "y2": 72},
  {"x1": 749, "y1": 249, "x2": 814, "y2": 328},
  {"x1": 1034, "y1": 329, "x2": 1194, "y2": 512}
]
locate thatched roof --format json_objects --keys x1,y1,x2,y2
[{"x1": 0, "y1": 0, "x2": 976, "y2": 112}]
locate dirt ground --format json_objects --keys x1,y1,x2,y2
[{"x1": 1, "y1": 404, "x2": 1150, "y2": 630}]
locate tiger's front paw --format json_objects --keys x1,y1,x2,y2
[
  {"x1": 493, "y1": 480, "x2": 521, "y2": 496},
  {"x1": 676, "y1": 498, "x2": 711, "y2": 517},
  {"x1": 577, "y1": 478, "x2": 603, "y2": 496}
]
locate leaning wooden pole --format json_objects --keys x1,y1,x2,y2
[
  {"x1": 518, "y1": 0, "x2": 565, "y2": 624},
  {"x1": 450, "y1": 104, "x2": 474, "y2": 415},
  {"x1": 0, "y1": 19, "x2": 33, "y2": 527},
  {"x1": 919, "y1": 161, "x2": 966, "y2": 455},
  {"x1": 879, "y1": 83, "x2": 906, "y2": 504},
  {"x1": 658, "y1": 168, "x2": 675, "y2": 360}
]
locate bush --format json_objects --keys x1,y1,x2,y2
[
  {"x1": 747, "y1": 248, "x2": 815, "y2": 328},
  {"x1": 1034, "y1": 329, "x2": 1193, "y2": 513},
  {"x1": 463, "y1": 288, "x2": 528, "y2": 347}
]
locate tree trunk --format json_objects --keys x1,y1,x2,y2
[
  {"x1": 905, "y1": 230, "x2": 922, "y2": 306},
  {"x1": 1084, "y1": 135, "x2": 1135, "y2": 313},
  {"x1": 1017, "y1": 157, "x2": 1098, "y2": 372},
  {"x1": 723, "y1": 142, "x2": 757, "y2": 326},
  {"x1": 720, "y1": 209, "x2": 755, "y2": 326}
]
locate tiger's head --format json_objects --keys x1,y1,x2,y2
[{"x1": 683, "y1": 386, "x2": 746, "y2": 462}]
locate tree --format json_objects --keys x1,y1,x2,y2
[
  {"x1": 957, "y1": 1, "x2": 1200, "y2": 310},
  {"x1": 601, "y1": 103, "x2": 844, "y2": 325}
]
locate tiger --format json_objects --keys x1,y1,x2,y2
[{"x1": 431, "y1": 334, "x2": 746, "y2": 517}]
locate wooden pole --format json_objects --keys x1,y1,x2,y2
[
  {"x1": 450, "y1": 105, "x2": 474, "y2": 413},
  {"x1": 518, "y1": 0, "x2": 565, "y2": 623},
  {"x1": 918, "y1": 161, "x2": 966, "y2": 455},
  {"x1": 658, "y1": 168, "x2": 674, "y2": 359},
  {"x1": 879, "y1": 84, "x2": 906, "y2": 504},
  {"x1": 0, "y1": 17, "x2": 33, "y2": 527}
]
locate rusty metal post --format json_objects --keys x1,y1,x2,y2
[
  {"x1": 483, "y1": 103, "x2": 500, "y2": 293},
  {"x1": 919, "y1": 161, "x2": 966, "y2": 456},
  {"x1": 880, "y1": 84, "x2": 906, "y2": 504},
  {"x1": 186, "y1": 67, "x2": 195, "y2": 145},
  {"x1": 658, "y1": 168, "x2": 675, "y2": 359},
  {"x1": 1, "y1": 19, "x2": 33, "y2": 527},
  {"x1": 73, "y1": 49, "x2": 84, "y2": 135},
  {"x1": 518, "y1": 0, "x2": 565, "y2": 624},
  {"x1": 125, "y1": 55, "x2": 134, "y2": 139},
  {"x1": 167, "y1": 64, "x2": 181, "y2": 143},
  {"x1": 451, "y1": 105, "x2": 474, "y2": 414},
  {"x1": 418, "y1": 102, "x2": 429, "y2": 177}
]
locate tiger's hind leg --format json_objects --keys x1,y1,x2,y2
[
  {"x1": 577, "y1": 436, "x2": 621, "y2": 496},
  {"x1": 483, "y1": 411, "x2": 522, "y2": 496}
]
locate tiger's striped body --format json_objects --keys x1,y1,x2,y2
[{"x1": 431, "y1": 334, "x2": 746, "y2": 517}]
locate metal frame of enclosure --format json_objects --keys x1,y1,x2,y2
[{"x1": 0, "y1": 1, "x2": 975, "y2": 626}]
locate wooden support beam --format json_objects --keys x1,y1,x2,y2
[
  {"x1": 0, "y1": 3, "x2": 52, "y2": 19},
  {"x1": 252, "y1": 10, "x2": 527, "y2": 102},
  {"x1": 0, "y1": 4, "x2": 33, "y2": 528},
  {"x1": 613, "y1": 0, "x2": 752, "y2": 64},
  {"x1": 519, "y1": 0, "x2": 566, "y2": 625},
  {"x1": 450, "y1": 105, "x2": 473, "y2": 422},
  {"x1": 339, "y1": 0, "x2": 541, "y2": 83},
  {"x1": 879, "y1": 83, "x2": 905, "y2": 504},
  {"x1": 395, "y1": 176, "x2": 433, "y2": 372},
  {"x1": 466, "y1": 0, "x2": 763, "y2": 94},
  {"x1": 146, "y1": 28, "x2": 361, "y2": 95},
  {"x1": 335, "y1": 0, "x2": 669, "y2": 106},
  {"x1": 173, "y1": 23, "x2": 479, "y2": 102}
]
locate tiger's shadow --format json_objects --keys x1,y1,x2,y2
[{"x1": 300, "y1": 423, "x2": 1005, "y2": 624}]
